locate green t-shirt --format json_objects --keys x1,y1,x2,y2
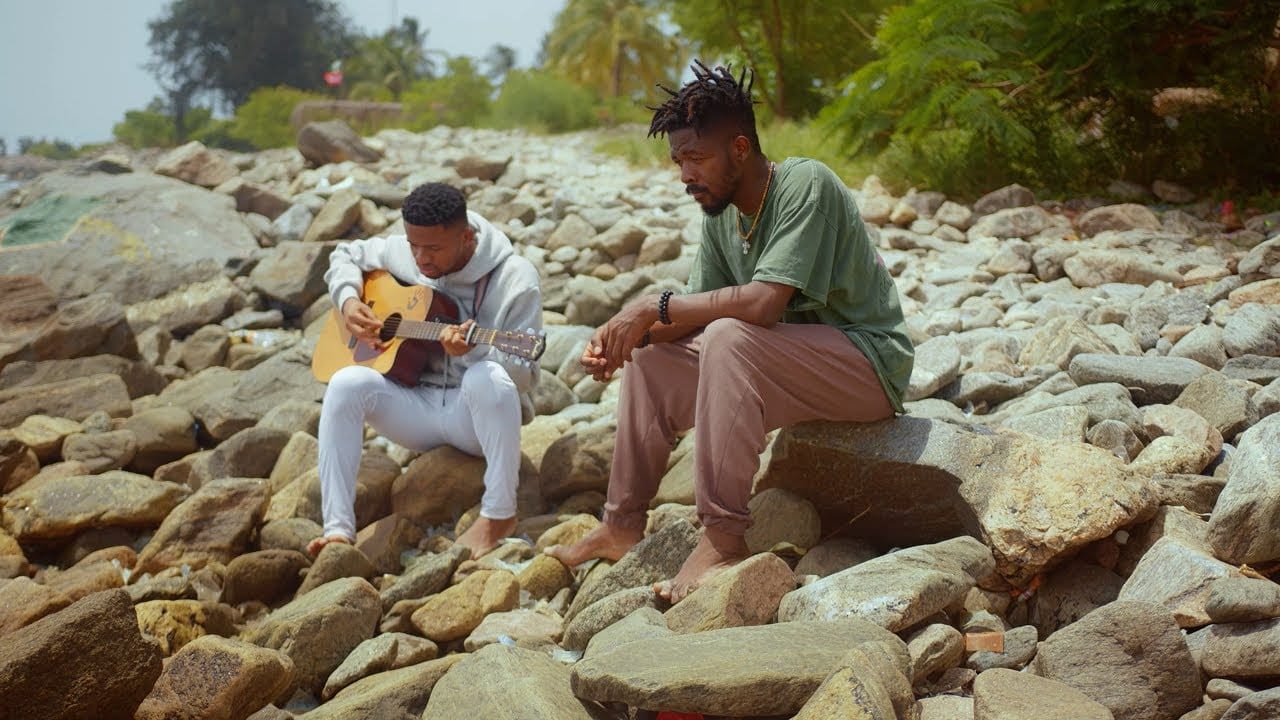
[{"x1": 687, "y1": 157, "x2": 914, "y2": 412}]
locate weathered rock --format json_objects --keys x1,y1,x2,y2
[
  {"x1": 516, "y1": 552, "x2": 574, "y2": 600},
  {"x1": 122, "y1": 406, "x2": 199, "y2": 474},
  {"x1": 973, "y1": 185, "x2": 1035, "y2": 216},
  {"x1": 221, "y1": 550, "x2": 310, "y2": 606},
  {"x1": 1118, "y1": 536, "x2": 1242, "y2": 627},
  {"x1": 463, "y1": 608, "x2": 564, "y2": 651},
  {"x1": 540, "y1": 415, "x2": 616, "y2": 500},
  {"x1": 1077, "y1": 204, "x2": 1161, "y2": 236},
  {"x1": 1069, "y1": 353, "x2": 1212, "y2": 405},
  {"x1": 0, "y1": 577, "x2": 71, "y2": 636},
  {"x1": 134, "y1": 635, "x2": 295, "y2": 720},
  {"x1": 302, "y1": 189, "x2": 362, "y2": 243},
  {"x1": 60, "y1": 429, "x2": 138, "y2": 474},
  {"x1": 1205, "y1": 577, "x2": 1280, "y2": 624},
  {"x1": 391, "y1": 445, "x2": 485, "y2": 525},
  {"x1": 570, "y1": 619, "x2": 907, "y2": 717},
  {"x1": 0, "y1": 589, "x2": 161, "y2": 720},
  {"x1": 0, "y1": 172, "x2": 258, "y2": 305},
  {"x1": 792, "y1": 644, "x2": 913, "y2": 720},
  {"x1": 908, "y1": 335, "x2": 963, "y2": 400},
  {"x1": 410, "y1": 569, "x2": 519, "y2": 643},
  {"x1": 242, "y1": 576, "x2": 380, "y2": 696},
  {"x1": 304, "y1": 655, "x2": 463, "y2": 720},
  {"x1": 1034, "y1": 601, "x2": 1202, "y2": 720},
  {"x1": 1064, "y1": 250, "x2": 1181, "y2": 288},
  {"x1": 0, "y1": 373, "x2": 131, "y2": 429},
  {"x1": 134, "y1": 478, "x2": 270, "y2": 574},
  {"x1": 566, "y1": 518, "x2": 699, "y2": 621},
  {"x1": 973, "y1": 668, "x2": 1114, "y2": 720},
  {"x1": 969, "y1": 206, "x2": 1055, "y2": 240},
  {"x1": 1174, "y1": 371, "x2": 1259, "y2": 442},
  {"x1": 1223, "y1": 304, "x2": 1280, "y2": 358},
  {"x1": 759, "y1": 417, "x2": 1157, "y2": 583},
  {"x1": 1189, "y1": 618, "x2": 1280, "y2": 679},
  {"x1": 379, "y1": 544, "x2": 469, "y2": 612},
  {"x1": 744, "y1": 487, "x2": 822, "y2": 553},
  {"x1": 295, "y1": 541, "x2": 375, "y2": 595},
  {"x1": 320, "y1": 632, "x2": 438, "y2": 701},
  {"x1": 1221, "y1": 687, "x2": 1280, "y2": 720},
  {"x1": 664, "y1": 552, "x2": 795, "y2": 634},
  {"x1": 2, "y1": 471, "x2": 189, "y2": 542},
  {"x1": 135, "y1": 599, "x2": 237, "y2": 656},
  {"x1": 1207, "y1": 413, "x2": 1280, "y2": 564},
  {"x1": 794, "y1": 537, "x2": 879, "y2": 578},
  {"x1": 154, "y1": 141, "x2": 237, "y2": 188},
  {"x1": 296, "y1": 120, "x2": 381, "y2": 166},
  {"x1": 427, "y1": 644, "x2": 607, "y2": 719},
  {"x1": 779, "y1": 536, "x2": 993, "y2": 631},
  {"x1": 562, "y1": 586, "x2": 667, "y2": 652}
]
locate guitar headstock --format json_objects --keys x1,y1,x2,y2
[{"x1": 493, "y1": 327, "x2": 547, "y2": 363}]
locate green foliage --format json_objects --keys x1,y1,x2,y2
[
  {"x1": 488, "y1": 71, "x2": 599, "y2": 133},
  {"x1": 824, "y1": 0, "x2": 1280, "y2": 196},
  {"x1": 113, "y1": 99, "x2": 178, "y2": 148},
  {"x1": 543, "y1": 0, "x2": 680, "y2": 98},
  {"x1": 403, "y1": 57, "x2": 493, "y2": 130},
  {"x1": 146, "y1": 0, "x2": 355, "y2": 141},
  {"x1": 343, "y1": 17, "x2": 436, "y2": 100},
  {"x1": 229, "y1": 86, "x2": 328, "y2": 149},
  {"x1": 665, "y1": 0, "x2": 894, "y2": 119},
  {"x1": 16, "y1": 137, "x2": 80, "y2": 160}
]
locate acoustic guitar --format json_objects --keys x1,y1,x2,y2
[{"x1": 311, "y1": 270, "x2": 545, "y2": 386}]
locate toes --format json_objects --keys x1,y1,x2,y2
[{"x1": 653, "y1": 580, "x2": 673, "y2": 600}]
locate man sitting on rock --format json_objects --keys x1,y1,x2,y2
[
  {"x1": 546, "y1": 62, "x2": 914, "y2": 601},
  {"x1": 309, "y1": 182, "x2": 542, "y2": 559}
]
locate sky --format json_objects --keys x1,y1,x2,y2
[{"x1": 0, "y1": 0, "x2": 564, "y2": 152}]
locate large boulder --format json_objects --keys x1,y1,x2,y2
[
  {"x1": 0, "y1": 589, "x2": 162, "y2": 720},
  {"x1": 0, "y1": 171, "x2": 258, "y2": 304},
  {"x1": 758, "y1": 417, "x2": 1158, "y2": 583},
  {"x1": 296, "y1": 120, "x2": 381, "y2": 166}
]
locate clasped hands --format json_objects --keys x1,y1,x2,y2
[
  {"x1": 341, "y1": 297, "x2": 474, "y2": 357},
  {"x1": 580, "y1": 294, "x2": 659, "y2": 381}
]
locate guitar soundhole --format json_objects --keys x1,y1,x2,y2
[{"x1": 381, "y1": 314, "x2": 402, "y2": 342}]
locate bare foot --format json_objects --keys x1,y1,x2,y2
[
  {"x1": 306, "y1": 535, "x2": 352, "y2": 558},
  {"x1": 654, "y1": 527, "x2": 749, "y2": 603},
  {"x1": 455, "y1": 515, "x2": 518, "y2": 559},
  {"x1": 544, "y1": 523, "x2": 643, "y2": 568}
]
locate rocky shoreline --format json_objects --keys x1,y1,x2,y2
[{"x1": 0, "y1": 121, "x2": 1278, "y2": 720}]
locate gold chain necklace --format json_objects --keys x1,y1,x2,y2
[{"x1": 737, "y1": 161, "x2": 774, "y2": 255}]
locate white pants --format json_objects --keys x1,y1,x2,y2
[{"x1": 317, "y1": 360, "x2": 522, "y2": 541}]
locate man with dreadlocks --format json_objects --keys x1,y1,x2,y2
[{"x1": 546, "y1": 62, "x2": 914, "y2": 602}]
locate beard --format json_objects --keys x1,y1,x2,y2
[{"x1": 686, "y1": 184, "x2": 734, "y2": 217}]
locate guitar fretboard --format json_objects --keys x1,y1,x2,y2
[{"x1": 384, "y1": 317, "x2": 499, "y2": 347}]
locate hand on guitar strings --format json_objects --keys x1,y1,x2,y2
[
  {"x1": 440, "y1": 319, "x2": 476, "y2": 357},
  {"x1": 342, "y1": 298, "x2": 387, "y2": 351}
]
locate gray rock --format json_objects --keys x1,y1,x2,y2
[
  {"x1": 972, "y1": 185, "x2": 1035, "y2": 216},
  {"x1": 1, "y1": 471, "x2": 189, "y2": 542},
  {"x1": 1206, "y1": 577, "x2": 1280, "y2": 624},
  {"x1": 570, "y1": 619, "x2": 906, "y2": 717},
  {"x1": 562, "y1": 586, "x2": 666, "y2": 652},
  {"x1": 973, "y1": 668, "x2": 1113, "y2": 720},
  {"x1": 1002, "y1": 404, "x2": 1089, "y2": 442},
  {"x1": 426, "y1": 645, "x2": 606, "y2": 719},
  {"x1": 1222, "y1": 687, "x2": 1280, "y2": 720},
  {"x1": 1077, "y1": 204, "x2": 1161, "y2": 236},
  {"x1": 1223, "y1": 304, "x2": 1280, "y2": 358},
  {"x1": 243, "y1": 576, "x2": 380, "y2": 696},
  {"x1": 1170, "y1": 324, "x2": 1228, "y2": 369},
  {"x1": 907, "y1": 623, "x2": 965, "y2": 683},
  {"x1": 1064, "y1": 250, "x2": 1182, "y2": 288},
  {"x1": 1221, "y1": 355, "x2": 1280, "y2": 385},
  {"x1": 779, "y1": 536, "x2": 993, "y2": 631},
  {"x1": 1207, "y1": 413, "x2": 1280, "y2": 565},
  {"x1": 272, "y1": 204, "x2": 314, "y2": 244},
  {"x1": 1174, "y1": 372, "x2": 1259, "y2": 442},
  {"x1": 1190, "y1": 618, "x2": 1280, "y2": 679},
  {"x1": 296, "y1": 120, "x2": 380, "y2": 166},
  {"x1": 1119, "y1": 536, "x2": 1243, "y2": 627},
  {"x1": 907, "y1": 335, "x2": 962, "y2": 401},
  {"x1": 320, "y1": 632, "x2": 437, "y2": 700},
  {"x1": 965, "y1": 625, "x2": 1038, "y2": 672},
  {"x1": 249, "y1": 241, "x2": 333, "y2": 317},
  {"x1": 1237, "y1": 236, "x2": 1280, "y2": 280},
  {"x1": 565, "y1": 519, "x2": 698, "y2": 621},
  {"x1": 1034, "y1": 600, "x2": 1201, "y2": 720},
  {"x1": 304, "y1": 655, "x2": 461, "y2": 720},
  {"x1": 1069, "y1": 353, "x2": 1212, "y2": 405},
  {"x1": 379, "y1": 545, "x2": 469, "y2": 612}
]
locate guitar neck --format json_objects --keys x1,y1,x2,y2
[{"x1": 391, "y1": 318, "x2": 500, "y2": 347}]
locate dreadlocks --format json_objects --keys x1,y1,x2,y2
[{"x1": 648, "y1": 60, "x2": 762, "y2": 152}]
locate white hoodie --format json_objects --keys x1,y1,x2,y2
[{"x1": 324, "y1": 210, "x2": 542, "y2": 393}]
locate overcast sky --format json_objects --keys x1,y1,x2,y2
[{"x1": 0, "y1": 0, "x2": 564, "y2": 152}]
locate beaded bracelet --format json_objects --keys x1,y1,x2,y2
[{"x1": 658, "y1": 290, "x2": 674, "y2": 325}]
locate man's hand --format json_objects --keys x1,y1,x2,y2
[
  {"x1": 440, "y1": 319, "x2": 476, "y2": 357},
  {"x1": 583, "y1": 294, "x2": 658, "y2": 380},
  {"x1": 342, "y1": 298, "x2": 385, "y2": 350}
]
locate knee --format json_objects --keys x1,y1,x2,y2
[
  {"x1": 461, "y1": 361, "x2": 518, "y2": 410},
  {"x1": 325, "y1": 365, "x2": 383, "y2": 404},
  {"x1": 701, "y1": 318, "x2": 755, "y2": 361}
]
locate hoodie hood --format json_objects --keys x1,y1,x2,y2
[{"x1": 434, "y1": 210, "x2": 513, "y2": 291}]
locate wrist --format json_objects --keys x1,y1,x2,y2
[{"x1": 657, "y1": 290, "x2": 675, "y2": 325}]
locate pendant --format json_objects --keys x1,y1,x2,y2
[{"x1": 741, "y1": 239, "x2": 751, "y2": 255}]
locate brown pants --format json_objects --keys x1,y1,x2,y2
[{"x1": 604, "y1": 318, "x2": 895, "y2": 536}]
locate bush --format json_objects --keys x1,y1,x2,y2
[
  {"x1": 16, "y1": 138, "x2": 80, "y2": 160},
  {"x1": 113, "y1": 100, "x2": 177, "y2": 148},
  {"x1": 488, "y1": 70, "x2": 597, "y2": 133},
  {"x1": 403, "y1": 57, "x2": 493, "y2": 130},
  {"x1": 229, "y1": 86, "x2": 328, "y2": 149}
]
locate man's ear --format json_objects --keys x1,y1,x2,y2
[{"x1": 732, "y1": 134, "x2": 752, "y2": 162}]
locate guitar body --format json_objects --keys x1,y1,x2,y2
[{"x1": 311, "y1": 270, "x2": 460, "y2": 386}]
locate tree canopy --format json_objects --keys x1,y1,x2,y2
[{"x1": 543, "y1": 0, "x2": 680, "y2": 98}]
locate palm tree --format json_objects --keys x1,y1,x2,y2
[
  {"x1": 346, "y1": 16, "x2": 437, "y2": 99},
  {"x1": 543, "y1": 0, "x2": 680, "y2": 98}
]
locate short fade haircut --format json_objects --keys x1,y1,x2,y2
[
  {"x1": 401, "y1": 182, "x2": 467, "y2": 227},
  {"x1": 648, "y1": 60, "x2": 762, "y2": 153}
]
